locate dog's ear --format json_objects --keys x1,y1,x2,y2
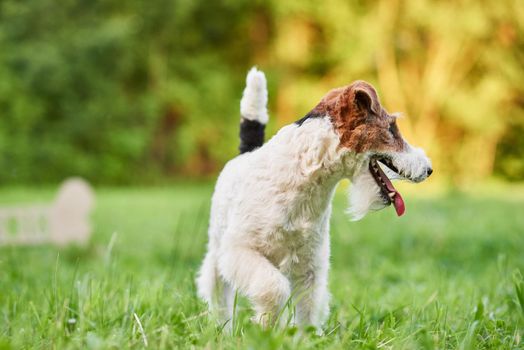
[
  {"x1": 354, "y1": 89, "x2": 373, "y2": 112},
  {"x1": 352, "y1": 83, "x2": 379, "y2": 115},
  {"x1": 321, "y1": 82, "x2": 380, "y2": 119}
]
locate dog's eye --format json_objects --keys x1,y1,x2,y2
[{"x1": 388, "y1": 123, "x2": 396, "y2": 135}]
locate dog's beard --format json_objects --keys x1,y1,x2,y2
[{"x1": 347, "y1": 169, "x2": 388, "y2": 221}]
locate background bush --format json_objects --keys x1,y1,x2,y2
[{"x1": 0, "y1": 0, "x2": 522, "y2": 184}]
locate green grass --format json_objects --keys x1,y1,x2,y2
[{"x1": 1, "y1": 183, "x2": 524, "y2": 349}]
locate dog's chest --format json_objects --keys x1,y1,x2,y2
[
  {"x1": 256, "y1": 187, "x2": 333, "y2": 274},
  {"x1": 260, "y1": 221, "x2": 324, "y2": 275}
]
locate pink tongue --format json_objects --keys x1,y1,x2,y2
[
  {"x1": 393, "y1": 191, "x2": 405, "y2": 216},
  {"x1": 377, "y1": 166, "x2": 405, "y2": 217}
]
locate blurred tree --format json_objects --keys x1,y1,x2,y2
[
  {"x1": 0, "y1": 0, "x2": 267, "y2": 183},
  {"x1": 267, "y1": 0, "x2": 524, "y2": 185},
  {"x1": 0, "y1": 0, "x2": 522, "y2": 184}
]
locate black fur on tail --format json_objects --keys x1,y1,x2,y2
[{"x1": 239, "y1": 118, "x2": 265, "y2": 154}]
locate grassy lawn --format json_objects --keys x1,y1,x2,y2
[{"x1": 1, "y1": 183, "x2": 523, "y2": 349}]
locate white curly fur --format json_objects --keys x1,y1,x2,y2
[
  {"x1": 196, "y1": 68, "x2": 432, "y2": 331},
  {"x1": 240, "y1": 67, "x2": 268, "y2": 124}
]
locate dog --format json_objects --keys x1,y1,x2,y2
[{"x1": 196, "y1": 67, "x2": 432, "y2": 330}]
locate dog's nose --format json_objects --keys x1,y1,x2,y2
[{"x1": 426, "y1": 167, "x2": 433, "y2": 177}]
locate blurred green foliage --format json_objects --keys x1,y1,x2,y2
[{"x1": 0, "y1": 0, "x2": 522, "y2": 184}]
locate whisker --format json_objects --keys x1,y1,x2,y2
[{"x1": 391, "y1": 112, "x2": 404, "y2": 119}]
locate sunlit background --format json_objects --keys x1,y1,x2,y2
[
  {"x1": 1, "y1": 1, "x2": 524, "y2": 348},
  {"x1": 0, "y1": 0, "x2": 522, "y2": 185}
]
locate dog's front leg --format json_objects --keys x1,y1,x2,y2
[
  {"x1": 218, "y1": 246, "x2": 291, "y2": 328},
  {"x1": 291, "y1": 232, "x2": 330, "y2": 331},
  {"x1": 291, "y1": 269, "x2": 330, "y2": 332}
]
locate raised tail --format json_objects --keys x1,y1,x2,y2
[{"x1": 239, "y1": 67, "x2": 268, "y2": 154}]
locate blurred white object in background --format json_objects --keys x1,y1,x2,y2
[{"x1": 0, "y1": 177, "x2": 94, "y2": 246}]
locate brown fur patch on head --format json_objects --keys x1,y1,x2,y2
[{"x1": 310, "y1": 81, "x2": 405, "y2": 153}]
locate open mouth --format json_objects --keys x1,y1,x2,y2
[{"x1": 368, "y1": 156, "x2": 405, "y2": 216}]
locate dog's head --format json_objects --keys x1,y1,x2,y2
[{"x1": 311, "y1": 81, "x2": 432, "y2": 220}]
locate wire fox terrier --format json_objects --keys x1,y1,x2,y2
[{"x1": 196, "y1": 67, "x2": 432, "y2": 330}]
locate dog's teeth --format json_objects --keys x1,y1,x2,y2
[{"x1": 388, "y1": 192, "x2": 395, "y2": 198}]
